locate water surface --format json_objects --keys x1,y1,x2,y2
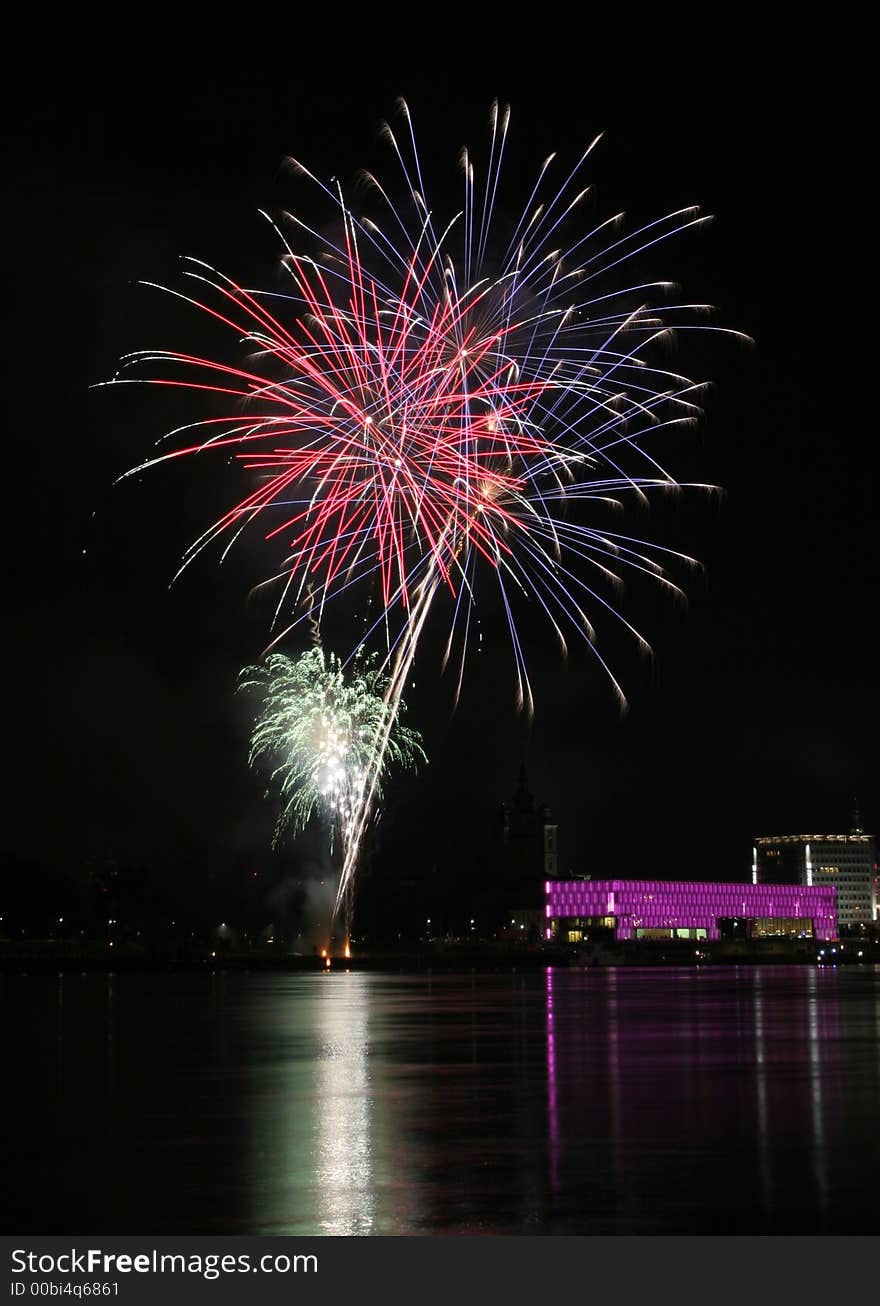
[{"x1": 2, "y1": 966, "x2": 878, "y2": 1233}]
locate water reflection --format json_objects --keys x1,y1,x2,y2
[
  {"x1": 545, "y1": 968, "x2": 559, "y2": 1192},
  {"x1": 753, "y1": 972, "x2": 773, "y2": 1219},
  {"x1": 541, "y1": 966, "x2": 878, "y2": 1233},
  {"x1": 314, "y1": 972, "x2": 375, "y2": 1233},
  {"x1": 807, "y1": 968, "x2": 830, "y2": 1213},
  {"x1": 248, "y1": 971, "x2": 382, "y2": 1233},
  {"x1": 1, "y1": 967, "x2": 878, "y2": 1234}
]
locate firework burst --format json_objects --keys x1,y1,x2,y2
[
  {"x1": 240, "y1": 646, "x2": 424, "y2": 906},
  {"x1": 109, "y1": 101, "x2": 740, "y2": 915}
]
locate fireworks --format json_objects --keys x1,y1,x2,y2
[
  {"x1": 111, "y1": 101, "x2": 737, "y2": 917},
  {"x1": 240, "y1": 646, "x2": 425, "y2": 854}
]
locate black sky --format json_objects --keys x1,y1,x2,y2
[{"x1": 7, "y1": 13, "x2": 877, "y2": 891}]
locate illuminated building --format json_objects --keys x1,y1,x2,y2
[
  {"x1": 754, "y1": 814, "x2": 877, "y2": 927},
  {"x1": 544, "y1": 879, "x2": 837, "y2": 942}
]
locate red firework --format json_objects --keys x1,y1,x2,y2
[{"x1": 111, "y1": 100, "x2": 737, "y2": 711}]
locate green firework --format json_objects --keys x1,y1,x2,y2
[{"x1": 240, "y1": 647, "x2": 426, "y2": 850}]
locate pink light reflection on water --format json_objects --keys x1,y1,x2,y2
[{"x1": 545, "y1": 966, "x2": 559, "y2": 1194}]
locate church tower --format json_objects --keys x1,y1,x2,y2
[
  {"x1": 544, "y1": 818, "x2": 559, "y2": 880},
  {"x1": 495, "y1": 763, "x2": 559, "y2": 920}
]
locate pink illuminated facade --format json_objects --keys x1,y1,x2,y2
[{"x1": 545, "y1": 879, "x2": 837, "y2": 942}]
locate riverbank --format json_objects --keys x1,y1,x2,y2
[{"x1": 1, "y1": 936, "x2": 877, "y2": 971}]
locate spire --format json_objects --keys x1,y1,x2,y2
[
  {"x1": 513, "y1": 762, "x2": 533, "y2": 813},
  {"x1": 850, "y1": 797, "x2": 864, "y2": 835}
]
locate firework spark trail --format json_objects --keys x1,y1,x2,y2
[
  {"x1": 109, "y1": 101, "x2": 741, "y2": 922},
  {"x1": 338, "y1": 554, "x2": 442, "y2": 914}
]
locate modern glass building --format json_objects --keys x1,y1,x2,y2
[
  {"x1": 753, "y1": 833, "x2": 877, "y2": 927},
  {"x1": 545, "y1": 879, "x2": 837, "y2": 942}
]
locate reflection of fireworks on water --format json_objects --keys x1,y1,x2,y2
[
  {"x1": 112, "y1": 101, "x2": 740, "y2": 918},
  {"x1": 240, "y1": 647, "x2": 425, "y2": 894}
]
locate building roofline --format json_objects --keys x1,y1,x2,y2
[{"x1": 755, "y1": 834, "x2": 873, "y2": 844}]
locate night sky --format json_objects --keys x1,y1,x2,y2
[{"x1": 8, "y1": 15, "x2": 877, "y2": 898}]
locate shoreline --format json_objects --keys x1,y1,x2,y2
[{"x1": 1, "y1": 939, "x2": 876, "y2": 973}]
